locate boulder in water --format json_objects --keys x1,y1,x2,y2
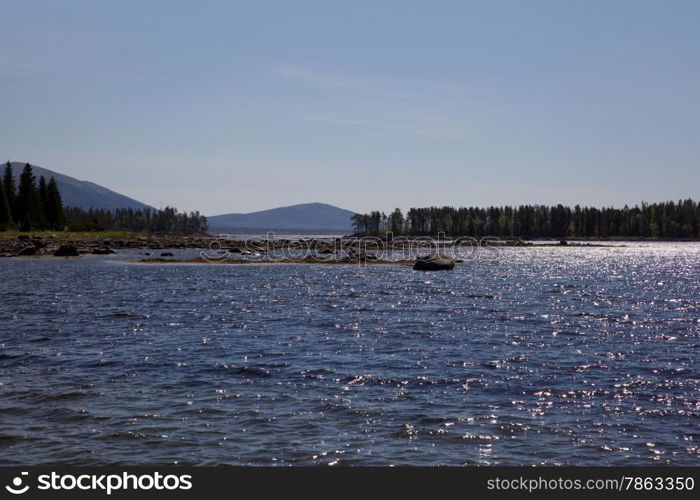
[
  {"x1": 92, "y1": 247, "x2": 116, "y2": 255},
  {"x1": 54, "y1": 245, "x2": 79, "y2": 257},
  {"x1": 17, "y1": 246, "x2": 38, "y2": 256},
  {"x1": 413, "y1": 253, "x2": 455, "y2": 271}
]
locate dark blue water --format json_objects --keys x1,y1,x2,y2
[{"x1": 1, "y1": 243, "x2": 698, "y2": 465}]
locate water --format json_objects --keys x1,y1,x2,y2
[{"x1": 0, "y1": 243, "x2": 698, "y2": 465}]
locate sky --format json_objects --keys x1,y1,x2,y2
[{"x1": 1, "y1": 0, "x2": 699, "y2": 215}]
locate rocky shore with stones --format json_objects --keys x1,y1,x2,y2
[
  {"x1": 1, "y1": 233, "x2": 620, "y2": 259},
  {"x1": 0, "y1": 233, "x2": 214, "y2": 257}
]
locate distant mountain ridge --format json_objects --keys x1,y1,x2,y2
[
  {"x1": 207, "y1": 202, "x2": 357, "y2": 234},
  {"x1": 5, "y1": 162, "x2": 153, "y2": 211}
]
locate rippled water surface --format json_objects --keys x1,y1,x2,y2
[{"x1": 1, "y1": 243, "x2": 698, "y2": 465}]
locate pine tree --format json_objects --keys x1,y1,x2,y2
[
  {"x1": 3, "y1": 162, "x2": 17, "y2": 222},
  {"x1": 389, "y1": 208, "x2": 404, "y2": 235},
  {"x1": 0, "y1": 178, "x2": 12, "y2": 230},
  {"x1": 46, "y1": 177, "x2": 65, "y2": 230},
  {"x1": 17, "y1": 163, "x2": 42, "y2": 231},
  {"x1": 38, "y1": 176, "x2": 49, "y2": 229}
]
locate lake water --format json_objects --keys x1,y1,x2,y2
[{"x1": 0, "y1": 243, "x2": 698, "y2": 465}]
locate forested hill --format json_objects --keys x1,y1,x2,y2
[
  {"x1": 1, "y1": 162, "x2": 207, "y2": 234},
  {"x1": 6, "y1": 161, "x2": 152, "y2": 211}
]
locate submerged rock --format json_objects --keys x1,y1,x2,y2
[
  {"x1": 54, "y1": 245, "x2": 79, "y2": 257},
  {"x1": 160, "y1": 252, "x2": 175, "y2": 257},
  {"x1": 413, "y1": 253, "x2": 455, "y2": 271}
]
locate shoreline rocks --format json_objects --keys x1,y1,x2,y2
[
  {"x1": 413, "y1": 253, "x2": 456, "y2": 271},
  {"x1": 0, "y1": 233, "x2": 628, "y2": 258},
  {"x1": 54, "y1": 245, "x2": 80, "y2": 257},
  {"x1": 17, "y1": 246, "x2": 38, "y2": 256}
]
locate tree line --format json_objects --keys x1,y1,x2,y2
[
  {"x1": 65, "y1": 206, "x2": 208, "y2": 234},
  {"x1": 1, "y1": 162, "x2": 208, "y2": 235},
  {"x1": 352, "y1": 200, "x2": 700, "y2": 239}
]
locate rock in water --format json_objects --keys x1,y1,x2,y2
[
  {"x1": 92, "y1": 247, "x2": 116, "y2": 255},
  {"x1": 54, "y1": 245, "x2": 80, "y2": 257},
  {"x1": 17, "y1": 246, "x2": 38, "y2": 256},
  {"x1": 413, "y1": 253, "x2": 455, "y2": 271},
  {"x1": 160, "y1": 252, "x2": 175, "y2": 257}
]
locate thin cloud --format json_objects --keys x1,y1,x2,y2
[
  {"x1": 272, "y1": 65, "x2": 479, "y2": 102},
  {"x1": 301, "y1": 113, "x2": 470, "y2": 139},
  {"x1": 301, "y1": 114, "x2": 429, "y2": 135},
  {"x1": 272, "y1": 66, "x2": 375, "y2": 93},
  {"x1": 275, "y1": 65, "x2": 476, "y2": 139}
]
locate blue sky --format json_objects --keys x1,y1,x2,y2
[{"x1": 1, "y1": 0, "x2": 699, "y2": 215}]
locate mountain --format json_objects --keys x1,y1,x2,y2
[
  {"x1": 207, "y1": 202, "x2": 358, "y2": 234},
  {"x1": 5, "y1": 162, "x2": 153, "y2": 211}
]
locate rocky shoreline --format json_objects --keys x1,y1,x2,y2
[
  {"x1": 133, "y1": 256, "x2": 418, "y2": 266},
  {"x1": 0, "y1": 233, "x2": 622, "y2": 258},
  {"x1": 0, "y1": 234, "x2": 213, "y2": 257}
]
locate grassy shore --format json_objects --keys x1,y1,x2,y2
[{"x1": 0, "y1": 230, "x2": 145, "y2": 240}]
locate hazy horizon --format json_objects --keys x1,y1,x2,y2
[{"x1": 2, "y1": 0, "x2": 699, "y2": 215}]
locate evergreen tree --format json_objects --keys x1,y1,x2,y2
[
  {"x1": 17, "y1": 163, "x2": 42, "y2": 231},
  {"x1": 46, "y1": 177, "x2": 65, "y2": 230},
  {"x1": 38, "y1": 176, "x2": 49, "y2": 229},
  {"x1": 0, "y1": 178, "x2": 12, "y2": 230},
  {"x1": 3, "y1": 161, "x2": 17, "y2": 221},
  {"x1": 389, "y1": 208, "x2": 404, "y2": 235}
]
